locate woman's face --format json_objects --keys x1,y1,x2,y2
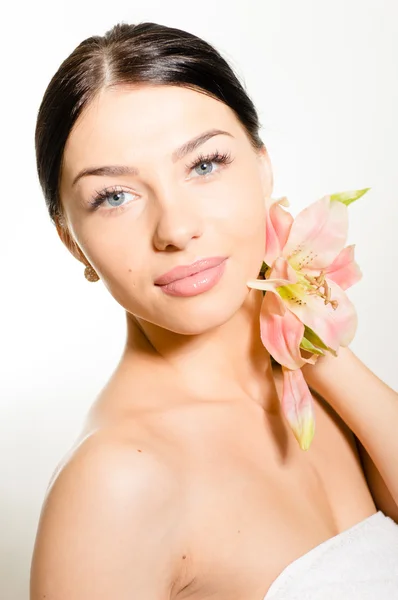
[{"x1": 59, "y1": 84, "x2": 273, "y2": 334}]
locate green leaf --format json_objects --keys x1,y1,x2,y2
[
  {"x1": 303, "y1": 325, "x2": 337, "y2": 357},
  {"x1": 330, "y1": 187, "x2": 370, "y2": 206},
  {"x1": 300, "y1": 336, "x2": 325, "y2": 355},
  {"x1": 259, "y1": 261, "x2": 269, "y2": 277}
]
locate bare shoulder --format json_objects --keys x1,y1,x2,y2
[{"x1": 30, "y1": 429, "x2": 186, "y2": 600}]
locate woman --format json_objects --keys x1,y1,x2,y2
[{"x1": 31, "y1": 21, "x2": 398, "y2": 599}]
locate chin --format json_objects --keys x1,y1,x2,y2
[{"x1": 148, "y1": 283, "x2": 252, "y2": 335}]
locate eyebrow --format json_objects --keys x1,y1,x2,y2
[{"x1": 71, "y1": 128, "x2": 234, "y2": 187}]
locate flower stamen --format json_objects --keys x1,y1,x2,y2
[{"x1": 303, "y1": 270, "x2": 339, "y2": 310}]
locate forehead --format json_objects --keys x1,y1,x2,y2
[{"x1": 62, "y1": 85, "x2": 242, "y2": 176}]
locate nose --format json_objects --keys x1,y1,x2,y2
[{"x1": 152, "y1": 192, "x2": 204, "y2": 252}]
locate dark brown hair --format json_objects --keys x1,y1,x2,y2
[{"x1": 35, "y1": 21, "x2": 265, "y2": 226}]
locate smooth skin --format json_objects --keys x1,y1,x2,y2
[{"x1": 31, "y1": 84, "x2": 386, "y2": 600}]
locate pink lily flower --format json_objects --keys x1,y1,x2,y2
[{"x1": 247, "y1": 189, "x2": 369, "y2": 451}]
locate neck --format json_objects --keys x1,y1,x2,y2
[{"x1": 123, "y1": 288, "x2": 280, "y2": 412}]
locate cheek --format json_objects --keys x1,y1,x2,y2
[
  {"x1": 72, "y1": 225, "x2": 149, "y2": 309},
  {"x1": 215, "y1": 179, "x2": 266, "y2": 247},
  {"x1": 99, "y1": 252, "x2": 147, "y2": 297},
  {"x1": 100, "y1": 254, "x2": 152, "y2": 318},
  {"x1": 220, "y1": 181, "x2": 267, "y2": 276}
]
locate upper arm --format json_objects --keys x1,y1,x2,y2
[
  {"x1": 354, "y1": 435, "x2": 398, "y2": 524},
  {"x1": 30, "y1": 434, "x2": 184, "y2": 599}
]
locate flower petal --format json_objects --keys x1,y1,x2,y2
[
  {"x1": 247, "y1": 277, "x2": 293, "y2": 292},
  {"x1": 281, "y1": 366, "x2": 316, "y2": 451},
  {"x1": 325, "y1": 278, "x2": 358, "y2": 347},
  {"x1": 247, "y1": 256, "x2": 298, "y2": 291},
  {"x1": 281, "y1": 277, "x2": 358, "y2": 351},
  {"x1": 323, "y1": 244, "x2": 362, "y2": 290},
  {"x1": 259, "y1": 290, "x2": 306, "y2": 370},
  {"x1": 264, "y1": 196, "x2": 294, "y2": 266},
  {"x1": 283, "y1": 195, "x2": 348, "y2": 270}
]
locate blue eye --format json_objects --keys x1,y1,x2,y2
[
  {"x1": 186, "y1": 150, "x2": 233, "y2": 177},
  {"x1": 88, "y1": 149, "x2": 233, "y2": 213},
  {"x1": 105, "y1": 190, "x2": 126, "y2": 207},
  {"x1": 89, "y1": 187, "x2": 136, "y2": 212}
]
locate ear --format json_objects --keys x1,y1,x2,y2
[
  {"x1": 54, "y1": 215, "x2": 88, "y2": 267},
  {"x1": 256, "y1": 145, "x2": 274, "y2": 199}
]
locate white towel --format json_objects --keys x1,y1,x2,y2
[{"x1": 264, "y1": 511, "x2": 398, "y2": 599}]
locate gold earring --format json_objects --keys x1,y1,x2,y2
[{"x1": 84, "y1": 264, "x2": 99, "y2": 282}]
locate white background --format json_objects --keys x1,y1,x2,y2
[{"x1": 1, "y1": 0, "x2": 397, "y2": 598}]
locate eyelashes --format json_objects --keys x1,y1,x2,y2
[
  {"x1": 184, "y1": 149, "x2": 233, "y2": 172},
  {"x1": 88, "y1": 187, "x2": 136, "y2": 213},
  {"x1": 88, "y1": 149, "x2": 234, "y2": 213}
]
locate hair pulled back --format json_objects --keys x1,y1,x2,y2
[{"x1": 35, "y1": 21, "x2": 265, "y2": 226}]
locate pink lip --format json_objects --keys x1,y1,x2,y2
[
  {"x1": 158, "y1": 262, "x2": 227, "y2": 297},
  {"x1": 154, "y1": 256, "x2": 228, "y2": 286}
]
